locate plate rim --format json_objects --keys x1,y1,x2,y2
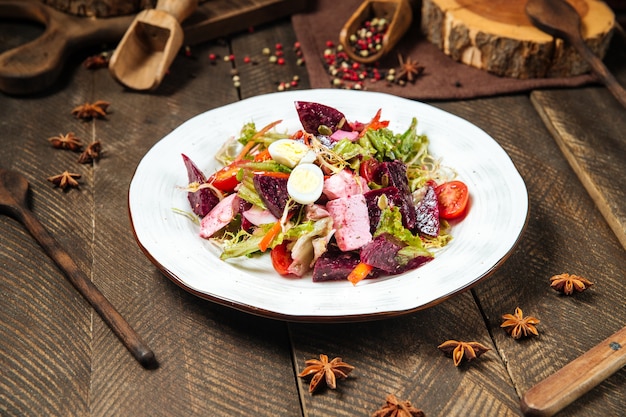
[{"x1": 128, "y1": 89, "x2": 529, "y2": 322}]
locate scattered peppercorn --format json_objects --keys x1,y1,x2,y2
[{"x1": 347, "y1": 17, "x2": 388, "y2": 59}]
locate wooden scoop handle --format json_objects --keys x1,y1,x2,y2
[
  {"x1": 16, "y1": 205, "x2": 158, "y2": 369},
  {"x1": 521, "y1": 325, "x2": 626, "y2": 416},
  {"x1": 156, "y1": 0, "x2": 198, "y2": 22}
]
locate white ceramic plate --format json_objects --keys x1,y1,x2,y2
[{"x1": 129, "y1": 89, "x2": 528, "y2": 321}]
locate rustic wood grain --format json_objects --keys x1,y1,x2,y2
[
  {"x1": 232, "y1": 19, "x2": 311, "y2": 99},
  {"x1": 85, "y1": 38, "x2": 302, "y2": 416},
  {"x1": 441, "y1": 96, "x2": 626, "y2": 417},
  {"x1": 291, "y1": 291, "x2": 522, "y2": 417},
  {"x1": 530, "y1": 87, "x2": 626, "y2": 250},
  {"x1": 529, "y1": 30, "x2": 626, "y2": 249},
  {"x1": 421, "y1": 0, "x2": 615, "y2": 78},
  {"x1": 0, "y1": 56, "x2": 95, "y2": 416},
  {"x1": 1, "y1": 12, "x2": 625, "y2": 417}
]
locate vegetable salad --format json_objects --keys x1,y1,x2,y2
[{"x1": 181, "y1": 101, "x2": 469, "y2": 284}]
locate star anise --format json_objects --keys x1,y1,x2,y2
[
  {"x1": 437, "y1": 340, "x2": 491, "y2": 366},
  {"x1": 501, "y1": 307, "x2": 540, "y2": 339},
  {"x1": 297, "y1": 354, "x2": 354, "y2": 393},
  {"x1": 78, "y1": 141, "x2": 102, "y2": 164},
  {"x1": 396, "y1": 54, "x2": 424, "y2": 83},
  {"x1": 71, "y1": 100, "x2": 110, "y2": 120},
  {"x1": 48, "y1": 132, "x2": 83, "y2": 151},
  {"x1": 550, "y1": 273, "x2": 593, "y2": 295},
  {"x1": 47, "y1": 171, "x2": 81, "y2": 189},
  {"x1": 372, "y1": 393, "x2": 425, "y2": 417}
]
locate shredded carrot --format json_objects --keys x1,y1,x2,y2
[
  {"x1": 235, "y1": 119, "x2": 282, "y2": 162},
  {"x1": 258, "y1": 171, "x2": 290, "y2": 179},
  {"x1": 258, "y1": 212, "x2": 293, "y2": 252},
  {"x1": 254, "y1": 149, "x2": 272, "y2": 161},
  {"x1": 252, "y1": 119, "x2": 283, "y2": 140},
  {"x1": 234, "y1": 140, "x2": 256, "y2": 162},
  {"x1": 347, "y1": 262, "x2": 374, "y2": 285},
  {"x1": 358, "y1": 108, "x2": 389, "y2": 138}
]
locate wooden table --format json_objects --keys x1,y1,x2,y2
[{"x1": 1, "y1": 13, "x2": 624, "y2": 417}]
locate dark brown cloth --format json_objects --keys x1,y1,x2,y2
[{"x1": 292, "y1": 0, "x2": 600, "y2": 100}]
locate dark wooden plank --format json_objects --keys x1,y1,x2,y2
[
  {"x1": 84, "y1": 38, "x2": 302, "y2": 416},
  {"x1": 0, "y1": 37, "x2": 95, "y2": 417},
  {"x1": 291, "y1": 292, "x2": 522, "y2": 417},
  {"x1": 186, "y1": 0, "x2": 310, "y2": 45},
  {"x1": 231, "y1": 18, "x2": 311, "y2": 99},
  {"x1": 438, "y1": 96, "x2": 626, "y2": 417},
  {"x1": 529, "y1": 30, "x2": 626, "y2": 249},
  {"x1": 529, "y1": 88, "x2": 626, "y2": 249}
]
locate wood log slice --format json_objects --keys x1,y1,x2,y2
[{"x1": 421, "y1": 0, "x2": 615, "y2": 78}]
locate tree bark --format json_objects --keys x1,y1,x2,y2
[{"x1": 421, "y1": 0, "x2": 615, "y2": 78}]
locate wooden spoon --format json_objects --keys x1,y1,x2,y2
[
  {"x1": 521, "y1": 324, "x2": 626, "y2": 416},
  {"x1": 0, "y1": 168, "x2": 157, "y2": 369},
  {"x1": 108, "y1": 0, "x2": 197, "y2": 91},
  {"x1": 339, "y1": 0, "x2": 413, "y2": 64},
  {"x1": 525, "y1": 0, "x2": 626, "y2": 108}
]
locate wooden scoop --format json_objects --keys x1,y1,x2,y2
[
  {"x1": 109, "y1": 0, "x2": 198, "y2": 91},
  {"x1": 525, "y1": 0, "x2": 626, "y2": 108},
  {"x1": 521, "y1": 324, "x2": 626, "y2": 416},
  {"x1": 339, "y1": 0, "x2": 413, "y2": 64},
  {"x1": 0, "y1": 168, "x2": 157, "y2": 369}
]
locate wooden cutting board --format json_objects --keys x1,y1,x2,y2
[
  {"x1": 0, "y1": 0, "x2": 309, "y2": 94},
  {"x1": 421, "y1": 0, "x2": 615, "y2": 78}
]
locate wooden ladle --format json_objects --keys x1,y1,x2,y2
[
  {"x1": 525, "y1": 0, "x2": 626, "y2": 108},
  {"x1": 108, "y1": 0, "x2": 197, "y2": 91},
  {"x1": 0, "y1": 168, "x2": 157, "y2": 369},
  {"x1": 339, "y1": 0, "x2": 413, "y2": 64}
]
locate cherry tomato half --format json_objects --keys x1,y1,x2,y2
[
  {"x1": 359, "y1": 158, "x2": 379, "y2": 183},
  {"x1": 270, "y1": 242, "x2": 293, "y2": 276},
  {"x1": 208, "y1": 162, "x2": 242, "y2": 193},
  {"x1": 435, "y1": 180, "x2": 469, "y2": 220}
]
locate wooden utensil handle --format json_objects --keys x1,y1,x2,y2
[
  {"x1": 18, "y1": 208, "x2": 158, "y2": 369},
  {"x1": 156, "y1": 0, "x2": 198, "y2": 22},
  {"x1": 521, "y1": 325, "x2": 626, "y2": 416},
  {"x1": 572, "y1": 36, "x2": 626, "y2": 109}
]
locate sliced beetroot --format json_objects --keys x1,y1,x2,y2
[
  {"x1": 312, "y1": 249, "x2": 379, "y2": 282},
  {"x1": 375, "y1": 160, "x2": 409, "y2": 194},
  {"x1": 238, "y1": 199, "x2": 254, "y2": 232},
  {"x1": 181, "y1": 153, "x2": 219, "y2": 217},
  {"x1": 294, "y1": 101, "x2": 350, "y2": 134},
  {"x1": 364, "y1": 187, "x2": 417, "y2": 232},
  {"x1": 415, "y1": 185, "x2": 440, "y2": 237},
  {"x1": 360, "y1": 234, "x2": 432, "y2": 275},
  {"x1": 253, "y1": 174, "x2": 300, "y2": 218}
]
